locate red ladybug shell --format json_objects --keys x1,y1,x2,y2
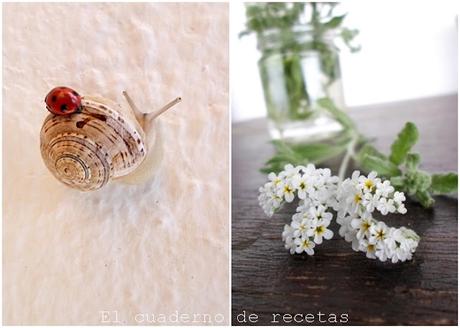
[{"x1": 45, "y1": 87, "x2": 82, "y2": 115}]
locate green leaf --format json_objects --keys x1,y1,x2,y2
[
  {"x1": 357, "y1": 144, "x2": 387, "y2": 162},
  {"x1": 340, "y1": 28, "x2": 361, "y2": 52},
  {"x1": 414, "y1": 190, "x2": 435, "y2": 208},
  {"x1": 360, "y1": 154, "x2": 401, "y2": 177},
  {"x1": 389, "y1": 122, "x2": 419, "y2": 165},
  {"x1": 290, "y1": 141, "x2": 349, "y2": 163},
  {"x1": 265, "y1": 139, "x2": 349, "y2": 170},
  {"x1": 317, "y1": 97, "x2": 355, "y2": 130},
  {"x1": 323, "y1": 14, "x2": 346, "y2": 30},
  {"x1": 405, "y1": 153, "x2": 421, "y2": 171},
  {"x1": 271, "y1": 140, "x2": 295, "y2": 155},
  {"x1": 401, "y1": 170, "x2": 430, "y2": 195},
  {"x1": 390, "y1": 176, "x2": 405, "y2": 188},
  {"x1": 431, "y1": 173, "x2": 458, "y2": 195},
  {"x1": 414, "y1": 170, "x2": 432, "y2": 192}
]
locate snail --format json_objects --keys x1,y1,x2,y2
[{"x1": 40, "y1": 86, "x2": 181, "y2": 192}]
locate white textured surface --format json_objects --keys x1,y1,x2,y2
[{"x1": 3, "y1": 3, "x2": 229, "y2": 325}]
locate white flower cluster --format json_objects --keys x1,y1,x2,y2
[
  {"x1": 258, "y1": 165, "x2": 420, "y2": 263},
  {"x1": 336, "y1": 171, "x2": 420, "y2": 263},
  {"x1": 282, "y1": 204, "x2": 334, "y2": 255},
  {"x1": 258, "y1": 164, "x2": 339, "y2": 255},
  {"x1": 258, "y1": 164, "x2": 338, "y2": 216}
]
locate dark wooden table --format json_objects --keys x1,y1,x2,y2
[{"x1": 232, "y1": 95, "x2": 458, "y2": 325}]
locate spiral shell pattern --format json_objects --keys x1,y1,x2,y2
[{"x1": 40, "y1": 97, "x2": 146, "y2": 191}]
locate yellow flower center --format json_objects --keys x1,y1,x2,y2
[
  {"x1": 364, "y1": 179, "x2": 374, "y2": 189},
  {"x1": 315, "y1": 226, "x2": 325, "y2": 235},
  {"x1": 376, "y1": 229, "x2": 385, "y2": 240},
  {"x1": 361, "y1": 221, "x2": 371, "y2": 231},
  {"x1": 284, "y1": 185, "x2": 292, "y2": 193},
  {"x1": 302, "y1": 239, "x2": 310, "y2": 248},
  {"x1": 367, "y1": 244, "x2": 376, "y2": 252},
  {"x1": 299, "y1": 182, "x2": 306, "y2": 190},
  {"x1": 354, "y1": 193, "x2": 362, "y2": 204}
]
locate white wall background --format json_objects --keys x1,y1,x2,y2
[{"x1": 231, "y1": 0, "x2": 459, "y2": 122}]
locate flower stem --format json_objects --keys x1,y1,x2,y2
[{"x1": 338, "y1": 137, "x2": 358, "y2": 181}]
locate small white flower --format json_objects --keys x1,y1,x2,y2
[
  {"x1": 369, "y1": 221, "x2": 389, "y2": 245},
  {"x1": 393, "y1": 191, "x2": 406, "y2": 203},
  {"x1": 392, "y1": 191, "x2": 408, "y2": 214},
  {"x1": 294, "y1": 237, "x2": 315, "y2": 255},
  {"x1": 308, "y1": 205, "x2": 333, "y2": 222},
  {"x1": 282, "y1": 224, "x2": 296, "y2": 254},
  {"x1": 359, "y1": 239, "x2": 377, "y2": 259},
  {"x1": 376, "y1": 180, "x2": 395, "y2": 197},
  {"x1": 292, "y1": 218, "x2": 310, "y2": 238},
  {"x1": 307, "y1": 217, "x2": 333, "y2": 244},
  {"x1": 358, "y1": 171, "x2": 380, "y2": 193},
  {"x1": 268, "y1": 172, "x2": 282, "y2": 186},
  {"x1": 292, "y1": 174, "x2": 312, "y2": 200},
  {"x1": 280, "y1": 164, "x2": 300, "y2": 179},
  {"x1": 362, "y1": 192, "x2": 381, "y2": 213},
  {"x1": 278, "y1": 181, "x2": 296, "y2": 202},
  {"x1": 397, "y1": 204, "x2": 408, "y2": 214},
  {"x1": 337, "y1": 214, "x2": 354, "y2": 240},
  {"x1": 351, "y1": 212, "x2": 374, "y2": 240},
  {"x1": 385, "y1": 228, "x2": 418, "y2": 263},
  {"x1": 376, "y1": 198, "x2": 396, "y2": 215},
  {"x1": 375, "y1": 243, "x2": 389, "y2": 262}
]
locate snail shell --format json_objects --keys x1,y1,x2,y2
[{"x1": 40, "y1": 96, "x2": 147, "y2": 191}]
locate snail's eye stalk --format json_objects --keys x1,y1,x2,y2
[{"x1": 149, "y1": 96, "x2": 182, "y2": 120}]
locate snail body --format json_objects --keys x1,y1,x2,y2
[{"x1": 40, "y1": 87, "x2": 180, "y2": 191}]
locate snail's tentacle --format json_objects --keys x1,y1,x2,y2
[
  {"x1": 122, "y1": 90, "x2": 145, "y2": 127},
  {"x1": 144, "y1": 96, "x2": 182, "y2": 124}
]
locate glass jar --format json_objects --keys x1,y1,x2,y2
[{"x1": 257, "y1": 26, "x2": 345, "y2": 142}]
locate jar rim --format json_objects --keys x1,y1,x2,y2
[{"x1": 256, "y1": 25, "x2": 337, "y2": 51}]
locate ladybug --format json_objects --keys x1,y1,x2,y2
[{"x1": 45, "y1": 86, "x2": 82, "y2": 115}]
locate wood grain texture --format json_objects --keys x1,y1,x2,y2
[{"x1": 232, "y1": 95, "x2": 458, "y2": 325}]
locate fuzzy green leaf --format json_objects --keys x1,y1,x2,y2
[
  {"x1": 414, "y1": 190, "x2": 435, "y2": 208},
  {"x1": 290, "y1": 141, "x2": 349, "y2": 163},
  {"x1": 390, "y1": 176, "x2": 405, "y2": 188},
  {"x1": 262, "y1": 139, "x2": 350, "y2": 174},
  {"x1": 414, "y1": 170, "x2": 432, "y2": 192},
  {"x1": 389, "y1": 122, "x2": 419, "y2": 165},
  {"x1": 405, "y1": 153, "x2": 421, "y2": 171},
  {"x1": 357, "y1": 144, "x2": 387, "y2": 162},
  {"x1": 431, "y1": 173, "x2": 458, "y2": 195},
  {"x1": 360, "y1": 154, "x2": 401, "y2": 177}
]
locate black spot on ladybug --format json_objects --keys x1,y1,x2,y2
[
  {"x1": 72, "y1": 91, "x2": 79, "y2": 97},
  {"x1": 51, "y1": 95, "x2": 57, "y2": 102},
  {"x1": 60, "y1": 104, "x2": 68, "y2": 112}
]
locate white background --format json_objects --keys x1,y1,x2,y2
[{"x1": 231, "y1": 0, "x2": 459, "y2": 122}]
